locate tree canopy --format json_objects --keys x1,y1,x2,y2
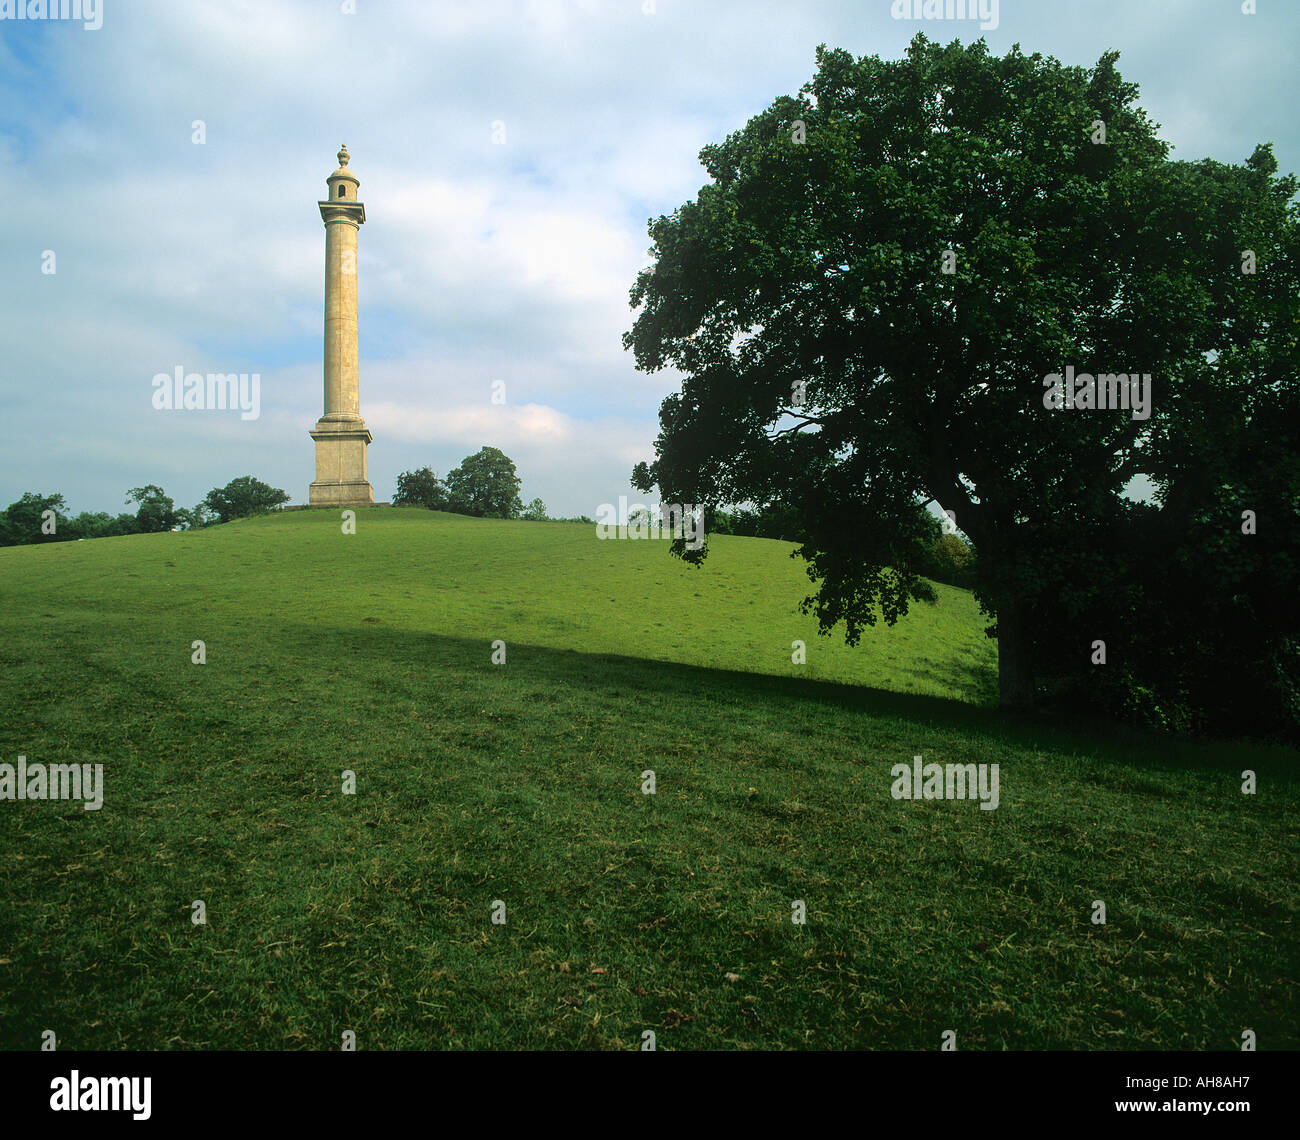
[
  {"x1": 393, "y1": 466, "x2": 451, "y2": 511},
  {"x1": 202, "y1": 476, "x2": 290, "y2": 524},
  {"x1": 444, "y1": 446, "x2": 524, "y2": 519},
  {"x1": 0, "y1": 491, "x2": 66, "y2": 546},
  {"x1": 626, "y1": 35, "x2": 1299, "y2": 728},
  {"x1": 126, "y1": 484, "x2": 177, "y2": 533}
]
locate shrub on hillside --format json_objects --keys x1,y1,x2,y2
[
  {"x1": 393, "y1": 466, "x2": 450, "y2": 510},
  {"x1": 202, "y1": 476, "x2": 290, "y2": 524},
  {"x1": 925, "y1": 533, "x2": 977, "y2": 589},
  {"x1": 521, "y1": 497, "x2": 549, "y2": 521}
]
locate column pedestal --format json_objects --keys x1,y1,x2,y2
[{"x1": 309, "y1": 418, "x2": 374, "y2": 507}]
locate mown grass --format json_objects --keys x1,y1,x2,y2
[{"x1": 0, "y1": 508, "x2": 1294, "y2": 1049}]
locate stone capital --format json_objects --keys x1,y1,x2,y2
[{"x1": 319, "y1": 201, "x2": 366, "y2": 227}]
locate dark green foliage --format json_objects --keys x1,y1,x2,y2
[
  {"x1": 711, "y1": 501, "x2": 804, "y2": 543},
  {"x1": 445, "y1": 446, "x2": 523, "y2": 519},
  {"x1": 1031, "y1": 364, "x2": 1300, "y2": 739},
  {"x1": 126, "y1": 484, "x2": 177, "y2": 533},
  {"x1": 1, "y1": 487, "x2": 185, "y2": 544},
  {"x1": 65, "y1": 511, "x2": 139, "y2": 540},
  {"x1": 172, "y1": 504, "x2": 213, "y2": 531},
  {"x1": 202, "y1": 475, "x2": 290, "y2": 524},
  {"x1": 520, "y1": 497, "x2": 549, "y2": 521},
  {"x1": 624, "y1": 35, "x2": 1299, "y2": 728},
  {"x1": 393, "y1": 466, "x2": 450, "y2": 510},
  {"x1": 922, "y1": 532, "x2": 978, "y2": 591},
  {"x1": 0, "y1": 491, "x2": 67, "y2": 546}
]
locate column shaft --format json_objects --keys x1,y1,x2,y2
[{"x1": 323, "y1": 220, "x2": 359, "y2": 419}]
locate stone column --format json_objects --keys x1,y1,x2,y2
[
  {"x1": 309, "y1": 145, "x2": 374, "y2": 506},
  {"x1": 322, "y1": 216, "x2": 359, "y2": 419}
]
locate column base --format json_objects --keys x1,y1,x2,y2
[{"x1": 309, "y1": 420, "x2": 374, "y2": 508}]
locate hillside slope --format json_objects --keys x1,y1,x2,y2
[
  {"x1": 0, "y1": 507, "x2": 996, "y2": 702},
  {"x1": 0, "y1": 508, "x2": 1295, "y2": 1050}
]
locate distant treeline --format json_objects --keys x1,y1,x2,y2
[
  {"x1": 393, "y1": 447, "x2": 590, "y2": 523},
  {"x1": 0, "y1": 476, "x2": 290, "y2": 546},
  {"x1": 394, "y1": 453, "x2": 976, "y2": 588}
]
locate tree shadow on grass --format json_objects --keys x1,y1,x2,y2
[{"x1": 289, "y1": 621, "x2": 1300, "y2": 781}]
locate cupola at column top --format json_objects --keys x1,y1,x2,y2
[{"x1": 326, "y1": 144, "x2": 360, "y2": 202}]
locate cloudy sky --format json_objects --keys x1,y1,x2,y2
[{"x1": 1, "y1": 0, "x2": 1296, "y2": 517}]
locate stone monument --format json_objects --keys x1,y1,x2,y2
[{"x1": 309, "y1": 145, "x2": 374, "y2": 507}]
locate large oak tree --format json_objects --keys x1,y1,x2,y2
[{"x1": 626, "y1": 36, "x2": 1299, "y2": 712}]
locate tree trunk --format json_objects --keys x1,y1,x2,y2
[{"x1": 997, "y1": 598, "x2": 1035, "y2": 709}]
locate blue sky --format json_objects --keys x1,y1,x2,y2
[{"x1": 1, "y1": 0, "x2": 1296, "y2": 517}]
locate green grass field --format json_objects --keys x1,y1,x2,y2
[{"x1": 0, "y1": 508, "x2": 1295, "y2": 1049}]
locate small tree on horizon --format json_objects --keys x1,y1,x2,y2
[
  {"x1": 202, "y1": 476, "x2": 290, "y2": 524},
  {"x1": 393, "y1": 466, "x2": 450, "y2": 511},
  {"x1": 520, "y1": 497, "x2": 549, "y2": 521},
  {"x1": 445, "y1": 447, "x2": 523, "y2": 519},
  {"x1": 173, "y1": 503, "x2": 214, "y2": 531},
  {"x1": 127, "y1": 485, "x2": 177, "y2": 533}
]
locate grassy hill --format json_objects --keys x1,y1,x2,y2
[{"x1": 0, "y1": 507, "x2": 1295, "y2": 1049}]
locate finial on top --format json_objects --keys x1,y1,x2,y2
[{"x1": 337, "y1": 144, "x2": 350, "y2": 167}]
